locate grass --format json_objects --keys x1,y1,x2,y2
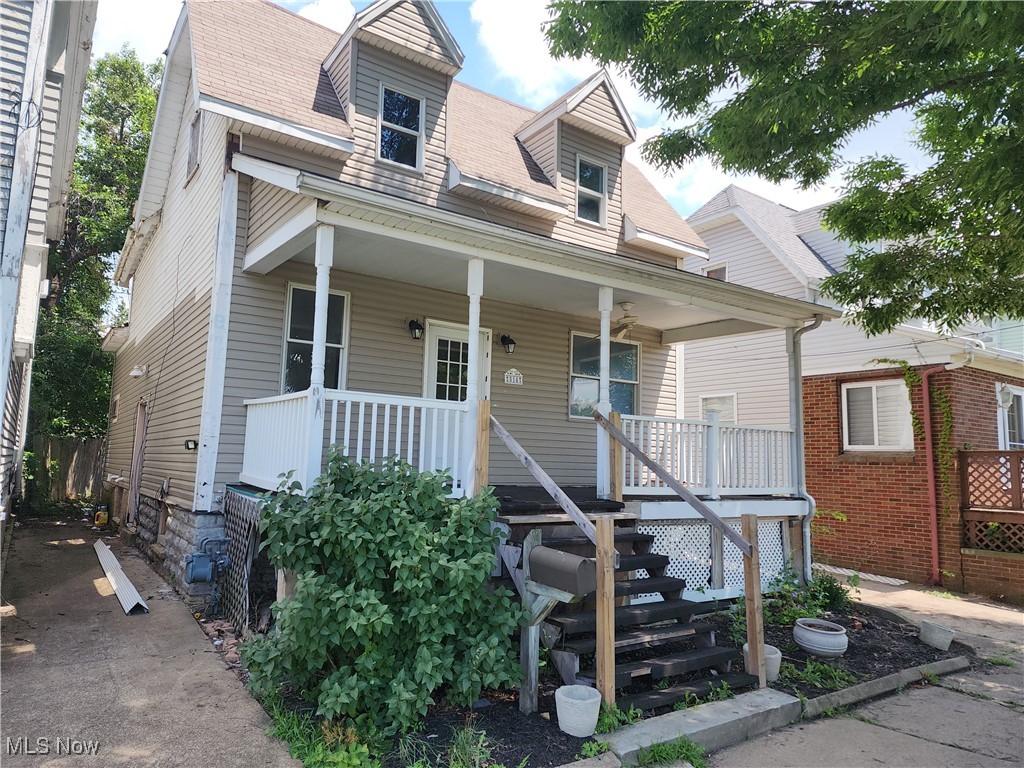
[
  {"x1": 636, "y1": 737, "x2": 706, "y2": 768},
  {"x1": 986, "y1": 655, "x2": 1017, "y2": 667},
  {"x1": 778, "y1": 660, "x2": 857, "y2": 691},
  {"x1": 923, "y1": 589, "x2": 961, "y2": 600},
  {"x1": 595, "y1": 703, "x2": 643, "y2": 734},
  {"x1": 920, "y1": 670, "x2": 939, "y2": 685},
  {"x1": 263, "y1": 695, "x2": 379, "y2": 768},
  {"x1": 671, "y1": 692, "x2": 703, "y2": 712},
  {"x1": 577, "y1": 741, "x2": 610, "y2": 759},
  {"x1": 397, "y1": 726, "x2": 528, "y2": 768}
]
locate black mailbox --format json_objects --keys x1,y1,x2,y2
[{"x1": 529, "y1": 546, "x2": 597, "y2": 597}]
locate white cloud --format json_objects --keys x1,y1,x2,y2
[
  {"x1": 295, "y1": 0, "x2": 355, "y2": 33},
  {"x1": 93, "y1": 0, "x2": 182, "y2": 63}
]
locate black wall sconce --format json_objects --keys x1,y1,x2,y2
[
  {"x1": 501, "y1": 334, "x2": 517, "y2": 354},
  {"x1": 408, "y1": 319, "x2": 424, "y2": 340},
  {"x1": 184, "y1": 439, "x2": 199, "y2": 451}
]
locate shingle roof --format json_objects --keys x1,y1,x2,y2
[
  {"x1": 188, "y1": 0, "x2": 353, "y2": 140},
  {"x1": 689, "y1": 185, "x2": 836, "y2": 282}
]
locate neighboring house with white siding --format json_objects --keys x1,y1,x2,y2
[
  {"x1": 103, "y1": 0, "x2": 840, "y2": 615},
  {"x1": 684, "y1": 185, "x2": 1024, "y2": 600},
  {"x1": 1, "y1": 0, "x2": 96, "y2": 525}
]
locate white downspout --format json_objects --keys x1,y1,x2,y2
[{"x1": 789, "y1": 314, "x2": 824, "y2": 582}]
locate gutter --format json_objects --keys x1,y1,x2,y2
[{"x1": 791, "y1": 314, "x2": 824, "y2": 582}]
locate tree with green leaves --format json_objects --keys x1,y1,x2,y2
[
  {"x1": 29, "y1": 48, "x2": 160, "y2": 439},
  {"x1": 546, "y1": 1, "x2": 1024, "y2": 334}
]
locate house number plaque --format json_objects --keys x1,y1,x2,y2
[{"x1": 503, "y1": 368, "x2": 524, "y2": 386}]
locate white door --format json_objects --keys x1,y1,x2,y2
[{"x1": 423, "y1": 321, "x2": 491, "y2": 402}]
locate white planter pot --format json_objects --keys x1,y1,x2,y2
[
  {"x1": 793, "y1": 618, "x2": 849, "y2": 658},
  {"x1": 555, "y1": 685, "x2": 602, "y2": 738},
  {"x1": 919, "y1": 620, "x2": 955, "y2": 651},
  {"x1": 743, "y1": 643, "x2": 783, "y2": 682}
]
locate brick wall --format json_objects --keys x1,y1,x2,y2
[{"x1": 804, "y1": 364, "x2": 1024, "y2": 601}]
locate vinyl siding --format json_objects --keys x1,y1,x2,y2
[
  {"x1": 0, "y1": 0, "x2": 33, "y2": 255},
  {"x1": 105, "y1": 90, "x2": 229, "y2": 508},
  {"x1": 26, "y1": 78, "x2": 59, "y2": 244},
  {"x1": 799, "y1": 227, "x2": 847, "y2": 273},
  {"x1": 361, "y1": 1, "x2": 456, "y2": 69},
  {"x1": 325, "y1": 39, "x2": 351, "y2": 116},
  {"x1": 246, "y1": 180, "x2": 309, "y2": 251},
  {"x1": 1, "y1": 361, "x2": 27, "y2": 516},
  {"x1": 520, "y1": 122, "x2": 557, "y2": 186},
  {"x1": 551, "y1": 123, "x2": 623, "y2": 253},
  {"x1": 569, "y1": 83, "x2": 630, "y2": 142},
  {"x1": 215, "y1": 260, "x2": 677, "y2": 490}
]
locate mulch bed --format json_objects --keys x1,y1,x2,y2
[
  {"x1": 381, "y1": 684, "x2": 585, "y2": 768},
  {"x1": 702, "y1": 602, "x2": 969, "y2": 700}
]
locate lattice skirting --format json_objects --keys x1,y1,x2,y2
[
  {"x1": 963, "y1": 518, "x2": 1024, "y2": 554},
  {"x1": 222, "y1": 488, "x2": 265, "y2": 635},
  {"x1": 635, "y1": 518, "x2": 790, "y2": 602}
]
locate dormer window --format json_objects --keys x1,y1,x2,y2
[
  {"x1": 576, "y1": 156, "x2": 606, "y2": 226},
  {"x1": 378, "y1": 85, "x2": 424, "y2": 170}
]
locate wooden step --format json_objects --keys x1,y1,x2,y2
[
  {"x1": 580, "y1": 646, "x2": 739, "y2": 688},
  {"x1": 547, "y1": 599, "x2": 698, "y2": 635},
  {"x1": 617, "y1": 553, "x2": 669, "y2": 573},
  {"x1": 617, "y1": 671, "x2": 759, "y2": 712},
  {"x1": 562, "y1": 622, "x2": 714, "y2": 655},
  {"x1": 498, "y1": 511, "x2": 639, "y2": 526},
  {"x1": 614, "y1": 576, "x2": 686, "y2": 597},
  {"x1": 544, "y1": 532, "x2": 654, "y2": 549}
]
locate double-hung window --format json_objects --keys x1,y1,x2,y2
[
  {"x1": 576, "y1": 156, "x2": 606, "y2": 225},
  {"x1": 841, "y1": 379, "x2": 914, "y2": 451},
  {"x1": 569, "y1": 333, "x2": 639, "y2": 417},
  {"x1": 185, "y1": 113, "x2": 201, "y2": 182},
  {"x1": 282, "y1": 285, "x2": 347, "y2": 393},
  {"x1": 999, "y1": 384, "x2": 1024, "y2": 450},
  {"x1": 378, "y1": 85, "x2": 423, "y2": 170}
]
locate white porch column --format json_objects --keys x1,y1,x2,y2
[
  {"x1": 464, "y1": 258, "x2": 484, "y2": 495},
  {"x1": 303, "y1": 223, "x2": 334, "y2": 489},
  {"x1": 596, "y1": 286, "x2": 613, "y2": 498}
]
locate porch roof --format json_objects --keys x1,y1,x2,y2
[{"x1": 233, "y1": 154, "x2": 840, "y2": 341}]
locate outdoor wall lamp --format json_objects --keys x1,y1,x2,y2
[
  {"x1": 408, "y1": 319, "x2": 424, "y2": 340},
  {"x1": 128, "y1": 365, "x2": 148, "y2": 378},
  {"x1": 501, "y1": 335, "x2": 517, "y2": 354}
]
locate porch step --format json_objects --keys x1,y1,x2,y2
[
  {"x1": 617, "y1": 553, "x2": 669, "y2": 573},
  {"x1": 614, "y1": 576, "x2": 686, "y2": 597},
  {"x1": 562, "y1": 622, "x2": 714, "y2": 655},
  {"x1": 547, "y1": 598, "x2": 698, "y2": 635},
  {"x1": 544, "y1": 532, "x2": 654, "y2": 549},
  {"x1": 617, "y1": 671, "x2": 759, "y2": 713},
  {"x1": 580, "y1": 647, "x2": 739, "y2": 688}
]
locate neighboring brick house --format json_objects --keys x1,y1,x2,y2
[{"x1": 683, "y1": 185, "x2": 1024, "y2": 602}]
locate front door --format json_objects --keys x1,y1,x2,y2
[{"x1": 423, "y1": 321, "x2": 491, "y2": 403}]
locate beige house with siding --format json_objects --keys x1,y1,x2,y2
[{"x1": 103, "y1": 0, "x2": 837, "y2": 604}]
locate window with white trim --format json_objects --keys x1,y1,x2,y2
[
  {"x1": 999, "y1": 384, "x2": 1024, "y2": 450},
  {"x1": 186, "y1": 113, "x2": 201, "y2": 181},
  {"x1": 569, "y1": 333, "x2": 639, "y2": 417},
  {"x1": 704, "y1": 264, "x2": 727, "y2": 281},
  {"x1": 701, "y1": 394, "x2": 737, "y2": 425},
  {"x1": 282, "y1": 286, "x2": 347, "y2": 393},
  {"x1": 576, "y1": 156, "x2": 606, "y2": 225},
  {"x1": 841, "y1": 379, "x2": 914, "y2": 451},
  {"x1": 378, "y1": 85, "x2": 423, "y2": 170}
]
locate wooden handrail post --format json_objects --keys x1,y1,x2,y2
[
  {"x1": 474, "y1": 399, "x2": 491, "y2": 494},
  {"x1": 741, "y1": 513, "x2": 766, "y2": 688},
  {"x1": 609, "y1": 411, "x2": 623, "y2": 503},
  {"x1": 595, "y1": 516, "x2": 616, "y2": 705}
]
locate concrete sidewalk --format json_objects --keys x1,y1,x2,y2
[
  {"x1": 0, "y1": 515, "x2": 297, "y2": 767},
  {"x1": 707, "y1": 584, "x2": 1024, "y2": 768}
]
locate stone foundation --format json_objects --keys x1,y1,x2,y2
[{"x1": 131, "y1": 494, "x2": 225, "y2": 599}]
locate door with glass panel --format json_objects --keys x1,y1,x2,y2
[{"x1": 423, "y1": 321, "x2": 491, "y2": 476}]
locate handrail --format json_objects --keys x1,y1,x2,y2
[
  {"x1": 622, "y1": 414, "x2": 794, "y2": 433},
  {"x1": 490, "y1": 414, "x2": 598, "y2": 545},
  {"x1": 324, "y1": 389, "x2": 470, "y2": 411},
  {"x1": 242, "y1": 390, "x2": 311, "y2": 406},
  {"x1": 594, "y1": 411, "x2": 751, "y2": 557}
]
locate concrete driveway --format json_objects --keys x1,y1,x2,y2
[
  {"x1": 709, "y1": 582, "x2": 1024, "y2": 768},
  {"x1": 1, "y1": 515, "x2": 297, "y2": 767}
]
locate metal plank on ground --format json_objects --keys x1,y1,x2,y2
[{"x1": 93, "y1": 540, "x2": 149, "y2": 615}]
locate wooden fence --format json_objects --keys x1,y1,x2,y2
[
  {"x1": 30, "y1": 435, "x2": 106, "y2": 502},
  {"x1": 959, "y1": 450, "x2": 1024, "y2": 554}
]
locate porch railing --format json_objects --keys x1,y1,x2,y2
[
  {"x1": 240, "y1": 390, "x2": 471, "y2": 496},
  {"x1": 959, "y1": 450, "x2": 1024, "y2": 554},
  {"x1": 620, "y1": 414, "x2": 796, "y2": 497}
]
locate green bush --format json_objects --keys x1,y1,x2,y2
[
  {"x1": 730, "y1": 569, "x2": 853, "y2": 641},
  {"x1": 243, "y1": 454, "x2": 520, "y2": 740}
]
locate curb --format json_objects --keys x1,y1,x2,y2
[
  {"x1": 800, "y1": 655, "x2": 971, "y2": 718},
  {"x1": 555, "y1": 753, "x2": 622, "y2": 768}
]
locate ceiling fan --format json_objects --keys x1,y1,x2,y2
[{"x1": 593, "y1": 302, "x2": 639, "y2": 340}]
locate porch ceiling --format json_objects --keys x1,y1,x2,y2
[{"x1": 289, "y1": 225, "x2": 733, "y2": 332}]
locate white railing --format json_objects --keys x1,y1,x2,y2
[
  {"x1": 620, "y1": 414, "x2": 796, "y2": 497},
  {"x1": 240, "y1": 391, "x2": 312, "y2": 491},
  {"x1": 240, "y1": 389, "x2": 471, "y2": 496}
]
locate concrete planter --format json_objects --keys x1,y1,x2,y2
[
  {"x1": 555, "y1": 685, "x2": 602, "y2": 738},
  {"x1": 919, "y1": 620, "x2": 955, "y2": 651},
  {"x1": 744, "y1": 643, "x2": 783, "y2": 682},
  {"x1": 793, "y1": 618, "x2": 848, "y2": 657}
]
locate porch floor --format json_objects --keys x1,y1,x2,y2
[{"x1": 491, "y1": 485, "x2": 623, "y2": 515}]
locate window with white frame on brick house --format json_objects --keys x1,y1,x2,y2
[
  {"x1": 841, "y1": 379, "x2": 914, "y2": 451},
  {"x1": 998, "y1": 383, "x2": 1023, "y2": 450}
]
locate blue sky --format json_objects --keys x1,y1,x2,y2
[{"x1": 92, "y1": 0, "x2": 929, "y2": 216}]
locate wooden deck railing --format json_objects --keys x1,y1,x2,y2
[{"x1": 960, "y1": 450, "x2": 1024, "y2": 554}]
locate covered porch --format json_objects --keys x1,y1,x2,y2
[{"x1": 230, "y1": 153, "x2": 829, "y2": 514}]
